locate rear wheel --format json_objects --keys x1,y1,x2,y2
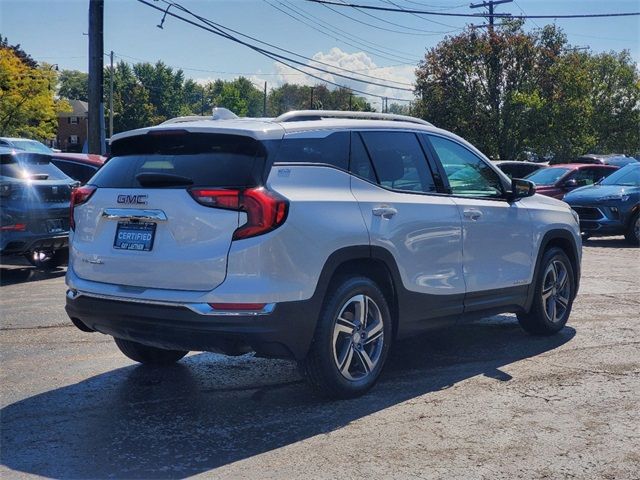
[
  {"x1": 518, "y1": 247, "x2": 575, "y2": 335},
  {"x1": 624, "y1": 212, "x2": 640, "y2": 246},
  {"x1": 114, "y1": 337, "x2": 188, "y2": 365},
  {"x1": 300, "y1": 276, "x2": 392, "y2": 399}
]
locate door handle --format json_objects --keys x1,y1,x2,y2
[
  {"x1": 372, "y1": 206, "x2": 398, "y2": 219},
  {"x1": 463, "y1": 208, "x2": 483, "y2": 221}
]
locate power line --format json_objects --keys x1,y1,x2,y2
[
  {"x1": 377, "y1": 0, "x2": 461, "y2": 29},
  {"x1": 135, "y1": 0, "x2": 413, "y2": 101},
  {"x1": 306, "y1": 0, "x2": 640, "y2": 18},
  {"x1": 333, "y1": 0, "x2": 458, "y2": 32},
  {"x1": 316, "y1": 2, "x2": 454, "y2": 35},
  {"x1": 155, "y1": 0, "x2": 414, "y2": 90},
  {"x1": 264, "y1": 0, "x2": 420, "y2": 63}
]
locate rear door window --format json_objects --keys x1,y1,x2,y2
[
  {"x1": 274, "y1": 131, "x2": 349, "y2": 170},
  {"x1": 93, "y1": 133, "x2": 267, "y2": 188},
  {"x1": 360, "y1": 131, "x2": 437, "y2": 193}
]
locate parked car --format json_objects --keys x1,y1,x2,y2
[
  {"x1": 65, "y1": 109, "x2": 582, "y2": 399},
  {"x1": 493, "y1": 160, "x2": 545, "y2": 179},
  {"x1": 564, "y1": 163, "x2": 640, "y2": 245},
  {"x1": 1, "y1": 148, "x2": 77, "y2": 268},
  {"x1": 549, "y1": 153, "x2": 635, "y2": 167},
  {"x1": 51, "y1": 153, "x2": 105, "y2": 184},
  {"x1": 525, "y1": 164, "x2": 618, "y2": 199},
  {"x1": 0, "y1": 137, "x2": 53, "y2": 155},
  {"x1": 601, "y1": 156, "x2": 638, "y2": 168}
]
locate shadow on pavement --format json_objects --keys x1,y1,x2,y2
[
  {"x1": 0, "y1": 267, "x2": 66, "y2": 286},
  {"x1": 582, "y1": 236, "x2": 635, "y2": 249},
  {"x1": 0, "y1": 317, "x2": 575, "y2": 479}
]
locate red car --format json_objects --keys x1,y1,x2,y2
[
  {"x1": 50, "y1": 153, "x2": 106, "y2": 185},
  {"x1": 525, "y1": 164, "x2": 618, "y2": 199}
]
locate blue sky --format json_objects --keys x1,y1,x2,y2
[{"x1": 2, "y1": 0, "x2": 639, "y2": 108}]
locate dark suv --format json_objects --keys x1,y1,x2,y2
[{"x1": 1, "y1": 148, "x2": 77, "y2": 268}]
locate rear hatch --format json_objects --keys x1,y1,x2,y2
[
  {"x1": 71, "y1": 131, "x2": 271, "y2": 291},
  {"x1": 1, "y1": 152, "x2": 75, "y2": 234}
]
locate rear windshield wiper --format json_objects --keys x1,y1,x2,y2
[{"x1": 136, "y1": 172, "x2": 194, "y2": 187}]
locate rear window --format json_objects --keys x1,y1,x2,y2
[
  {"x1": 93, "y1": 133, "x2": 268, "y2": 188},
  {"x1": 0, "y1": 153, "x2": 69, "y2": 181}
]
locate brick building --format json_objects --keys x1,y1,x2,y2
[{"x1": 57, "y1": 100, "x2": 88, "y2": 152}]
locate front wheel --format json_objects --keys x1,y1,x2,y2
[
  {"x1": 300, "y1": 276, "x2": 392, "y2": 399},
  {"x1": 624, "y1": 212, "x2": 640, "y2": 246},
  {"x1": 114, "y1": 337, "x2": 188, "y2": 365},
  {"x1": 518, "y1": 247, "x2": 575, "y2": 335}
]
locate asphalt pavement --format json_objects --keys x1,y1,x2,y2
[{"x1": 1, "y1": 237, "x2": 639, "y2": 479}]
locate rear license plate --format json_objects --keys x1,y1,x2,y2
[
  {"x1": 47, "y1": 219, "x2": 65, "y2": 234},
  {"x1": 114, "y1": 222, "x2": 156, "y2": 251}
]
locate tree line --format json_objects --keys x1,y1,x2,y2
[
  {"x1": 414, "y1": 22, "x2": 639, "y2": 160},
  {"x1": 2, "y1": 22, "x2": 639, "y2": 160},
  {"x1": 58, "y1": 61, "x2": 374, "y2": 134}
]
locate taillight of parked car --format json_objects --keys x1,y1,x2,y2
[
  {"x1": 189, "y1": 186, "x2": 288, "y2": 240},
  {"x1": 70, "y1": 185, "x2": 97, "y2": 231}
]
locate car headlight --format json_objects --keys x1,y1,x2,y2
[
  {"x1": 601, "y1": 194, "x2": 630, "y2": 201},
  {"x1": 571, "y1": 209, "x2": 580, "y2": 225}
]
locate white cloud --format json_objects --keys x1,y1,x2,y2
[{"x1": 273, "y1": 47, "x2": 416, "y2": 103}]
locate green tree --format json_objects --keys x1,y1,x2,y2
[
  {"x1": 0, "y1": 46, "x2": 65, "y2": 140},
  {"x1": 58, "y1": 70, "x2": 88, "y2": 101},
  {"x1": 415, "y1": 23, "x2": 640, "y2": 160}
]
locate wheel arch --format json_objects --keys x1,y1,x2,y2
[{"x1": 525, "y1": 229, "x2": 581, "y2": 312}]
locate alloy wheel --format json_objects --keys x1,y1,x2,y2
[
  {"x1": 541, "y1": 260, "x2": 571, "y2": 323},
  {"x1": 332, "y1": 294, "x2": 385, "y2": 381}
]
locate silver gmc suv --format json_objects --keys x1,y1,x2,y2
[{"x1": 65, "y1": 109, "x2": 582, "y2": 398}]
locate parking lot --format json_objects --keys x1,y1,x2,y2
[{"x1": 0, "y1": 237, "x2": 638, "y2": 479}]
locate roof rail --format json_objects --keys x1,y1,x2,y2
[
  {"x1": 274, "y1": 110, "x2": 433, "y2": 127},
  {"x1": 160, "y1": 108, "x2": 239, "y2": 125}
]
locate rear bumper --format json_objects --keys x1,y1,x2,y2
[{"x1": 65, "y1": 291, "x2": 317, "y2": 360}]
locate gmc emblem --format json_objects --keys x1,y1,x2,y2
[{"x1": 117, "y1": 194, "x2": 148, "y2": 205}]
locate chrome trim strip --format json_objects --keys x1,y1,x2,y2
[
  {"x1": 101, "y1": 208, "x2": 168, "y2": 222},
  {"x1": 66, "y1": 290, "x2": 276, "y2": 316}
]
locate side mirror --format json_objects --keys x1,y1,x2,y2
[
  {"x1": 563, "y1": 178, "x2": 578, "y2": 189},
  {"x1": 509, "y1": 178, "x2": 536, "y2": 201}
]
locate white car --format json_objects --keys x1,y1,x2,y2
[{"x1": 65, "y1": 109, "x2": 582, "y2": 398}]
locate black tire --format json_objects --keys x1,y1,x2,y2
[
  {"x1": 26, "y1": 248, "x2": 68, "y2": 270},
  {"x1": 518, "y1": 247, "x2": 575, "y2": 336},
  {"x1": 114, "y1": 337, "x2": 188, "y2": 365},
  {"x1": 624, "y1": 211, "x2": 640, "y2": 246},
  {"x1": 300, "y1": 276, "x2": 392, "y2": 399}
]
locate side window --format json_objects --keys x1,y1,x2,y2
[
  {"x1": 275, "y1": 131, "x2": 349, "y2": 170},
  {"x1": 360, "y1": 131, "x2": 437, "y2": 193},
  {"x1": 349, "y1": 132, "x2": 377, "y2": 183},
  {"x1": 573, "y1": 168, "x2": 606, "y2": 186},
  {"x1": 428, "y1": 135, "x2": 503, "y2": 198}
]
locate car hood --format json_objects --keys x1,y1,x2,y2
[{"x1": 564, "y1": 184, "x2": 639, "y2": 202}]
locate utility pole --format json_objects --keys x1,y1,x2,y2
[
  {"x1": 109, "y1": 50, "x2": 114, "y2": 139},
  {"x1": 470, "y1": 0, "x2": 512, "y2": 159},
  {"x1": 349, "y1": 92, "x2": 353, "y2": 111},
  {"x1": 469, "y1": 0, "x2": 512, "y2": 32},
  {"x1": 263, "y1": 81, "x2": 267, "y2": 117},
  {"x1": 88, "y1": 0, "x2": 104, "y2": 154},
  {"x1": 310, "y1": 87, "x2": 314, "y2": 109}
]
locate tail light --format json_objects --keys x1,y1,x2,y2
[
  {"x1": 70, "y1": 185, "x2": 97, "y2": 231},
  {"x1": 189, "y1": 186, "x2": 288, "y2": 240}
]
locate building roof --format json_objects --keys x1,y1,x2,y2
[{"x1": 58, "y1": 100, "x2": 88, "y2": 118}]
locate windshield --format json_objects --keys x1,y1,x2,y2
[
  {"x1": 600, "y1": 166, "x2": 640, "y2": 186},
  {"x1": 525, "y1": 167, "x2": 571, "y2": 186},
  {"x1": 10, "y1": 140, "x2": 53, "y2": 154}
]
